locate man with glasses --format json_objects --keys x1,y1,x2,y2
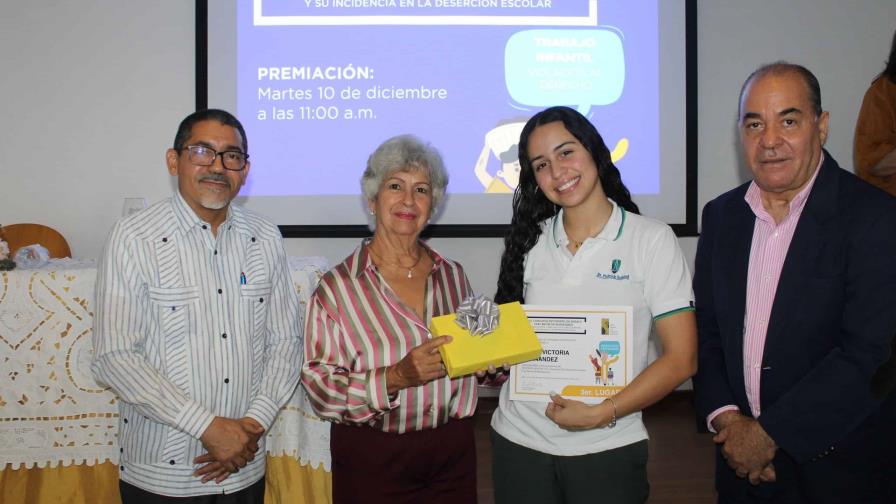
[{"x1": 93, "y1": 109, "x2": 302, "y2": 502}]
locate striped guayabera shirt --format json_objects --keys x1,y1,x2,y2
[
  {"x1": 92, "y1": 192, "x2": 303, "y2": 497},
  {"x1": 301, "y1": 241, "x2": 479, "y2": 434}
]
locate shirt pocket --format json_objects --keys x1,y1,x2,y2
[
  {"x1": 147, "y1": 285, "x2": 200, "y2": 376},
  {"x1": 240, "y1": 282, "x2": 273, "y2": 337}
]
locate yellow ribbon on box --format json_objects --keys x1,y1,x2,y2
[{"x1": 431, "y1": 301, "x2": 542, "y2": 378}]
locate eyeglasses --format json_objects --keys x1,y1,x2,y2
[{"x1": 181, "y1": 145, "x2": 249, "y2": 171}]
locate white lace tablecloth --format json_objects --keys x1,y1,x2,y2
[{"x1": 0, "y1": 257, "x2": 332, "y2": 471}]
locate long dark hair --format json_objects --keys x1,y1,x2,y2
[
  {"x1": 882, "y1": 30, "x2": 896, "y2": 83},
  {"x1": 494, "y1": 106, "x2": 639, "y2": 303}
]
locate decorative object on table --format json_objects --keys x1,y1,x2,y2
[
  {"x1": 432, "y1": 300, "x2": 542, "y2": 378},
  {"x1": 0, "y1": 225, "x2": 14, "y2": 270},
  {"x1": 13, "y1": 244, "x2": 50, "y2": 269},
  {"x1": 121, "y1": 197, "x2": 148, "y2": 217},
  {"x1": 0, "y1": 223, "x2": 72, "y2": 258}
]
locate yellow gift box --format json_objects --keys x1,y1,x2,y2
[{"x1": 431, "y1": 301, "x2": 542, "y2": 378}]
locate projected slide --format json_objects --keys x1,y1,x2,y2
[{"x1": 237, "y1": 0, "x2": 660, "y2": 200}]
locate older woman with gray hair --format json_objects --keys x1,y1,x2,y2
[{"x1": 301, "y1": 134, "x2": 480, "y2": 503}]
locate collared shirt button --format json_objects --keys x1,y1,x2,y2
[
  {"x1": 251, "y1": 237, "x2": 256, "y2": 242},
  {"x1": 214, "y1": 249, "x2": 218, "y2": 256},
  {"x1": 218, "y1": 288, "x2": 223, "y2": 294},
  {"x1": 222, "y1": 333, "x2": 227, "y2": 339},
  {"x1": 123, "y1": 418, "x2": 128, "y2": 424},
  {"x1": 224, "y1": 378, "x2": 230, "y2": 384},
  {"x1": 162, "y1": 237, "x2": 168, "y2": 243},
  {"x1": 169, "y1": 459, "x2": 176, "y2": 465},
  {"x1": 259, "y1": 297, "x2": 264, "y2": 303},
  {"x1": 202, "y1": 224, "x2": 207, "y2": 230}
]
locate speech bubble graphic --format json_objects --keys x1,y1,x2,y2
[
  {"x1": 598, "y1": 340, "x2": 621, "y2": 356},
  {"x1": 505, "y1": 29, "x2": 625, "y2": 116}
]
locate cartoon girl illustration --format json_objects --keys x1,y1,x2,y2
[{"x1": 596, "y1": 349, "x2": 619, "y2": 386}]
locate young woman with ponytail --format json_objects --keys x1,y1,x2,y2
[{"x1": 490, "y1": 106, "x2": 697, "y2": 504}]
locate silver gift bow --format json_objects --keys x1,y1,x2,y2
[{"x1": 454, "y1": 294, "x2": 500, "y2": 337}]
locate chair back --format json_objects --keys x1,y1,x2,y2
[{"x1": 2, "y1": 223, "x2": 72, "y2": 259}]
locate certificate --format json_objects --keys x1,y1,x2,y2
[{"x1": 508, "y1": 305, "x2": 634, "y2": 404}]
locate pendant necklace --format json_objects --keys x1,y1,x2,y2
[{"x1": 369, "y1": 247, "x2": 424, "y2": 278}]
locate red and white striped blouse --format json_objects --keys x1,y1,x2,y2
[{"x1": 301, "y1": 240, "x2": 479, "y2": 433}]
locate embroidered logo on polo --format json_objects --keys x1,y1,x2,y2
[{"x1": 597, "y1": 258, "x2": 629, "y2": 280}]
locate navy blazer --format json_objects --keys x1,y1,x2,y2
[{"x1": 693, "y1": 152, "x2": 896, "y2": 466}]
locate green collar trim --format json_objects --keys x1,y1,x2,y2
[
  {"x1": 614, "y1": 208, "x2": 626, "y2": 241},
  {"x1": 652, "y1": 305, "x2": 695, "y2": 321}
]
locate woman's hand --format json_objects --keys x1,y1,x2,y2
[
  {"x1": 475, "y1": 363, "x2": 510, "y2": 385},
  {"x1": 545, "y1": 393, "x2": 610, "y2": 430},
  {"x1": 386, "y1": 336, "x2": 452, "y2": 393}
]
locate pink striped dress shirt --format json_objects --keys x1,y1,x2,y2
[
  {"x1": 301, "y1": 240, "x2": 479, "y2": 434},
  {"x1": 708, "y1": 156, "x2": 823, "y2": 427}
]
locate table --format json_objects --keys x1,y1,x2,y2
[{"x1": 0, "y1": 257, "x2": 333, "y2": 503}]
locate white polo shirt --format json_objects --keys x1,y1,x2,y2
[{"x1": 491, "y1": 200, "x2": 694, "y2": 456}]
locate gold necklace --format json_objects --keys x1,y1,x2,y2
[
  {"x1": 369, "y1": 246, "x2": 425, "y2": 279},
  {"x1": 567, "y1": 231, "x2": 591, "y2": 250}
]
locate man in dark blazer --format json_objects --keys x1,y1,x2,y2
[{"x1": 694, "y1": 62, "x2": 896, "y2": 503}]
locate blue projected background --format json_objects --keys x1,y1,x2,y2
[{"x1": 207, "y1": 0, "x2": 688, "y2": 227}]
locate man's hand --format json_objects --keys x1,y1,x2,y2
[
  {"x1": 386, "y1": 336, "x2": 452, "y2": 393},
  {"x1": 710, "y1": 410, "x2": 743, "y2": 432},
  {"x1": 239, "y1": 417, "x2": 265, "y2": 455},
  {"x1": 758, "y1": 463, "x2": 777, "y2": 484},
  {"x1": 194, "y1": 417, "x2": 266, "y2": 483},
  {"x1": 713, "y1": 416, "x2": 777, "y2": 485},
  {"x1": 193, "y1": 455, "x2": 231, "y2": 484},
  {"x1": 198, "y1": 417, "x2": 253, "y2": 472}
]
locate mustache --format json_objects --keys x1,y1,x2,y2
[
  {"x1": 199, "y1": 173, "x2": 231, "y2": 187},
  {"x1": 758, "y1": 150, "x2": 786, "y2": 162}
]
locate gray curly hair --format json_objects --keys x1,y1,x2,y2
[{"x1": 361, "y1": 134, "x2": 449, "y2": 208}]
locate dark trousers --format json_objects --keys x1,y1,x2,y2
[
  {"x1": 119, "y1": 477, "x2": 265, "y2": 504},
  {"x1": 491, "y1": 428, "x2": 649, "y2": 504},
  {"x1": 330, "y1": 418, "x2": 477, "y2": 504}
]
